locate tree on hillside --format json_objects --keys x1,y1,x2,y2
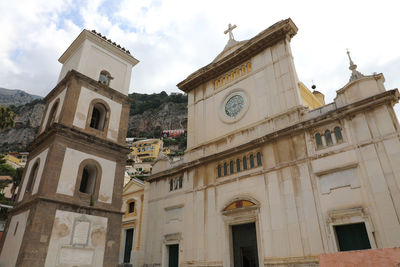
[
  {"x1": 0, "y1": 105, "x2": 15, "y2": 129},
  {"x1": 0, "y1": 154, "x2": 16, "y2": 221}
]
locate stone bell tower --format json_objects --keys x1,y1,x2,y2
[{"x1": 0, "y1": 30, "x2": 138, "y2": 267}]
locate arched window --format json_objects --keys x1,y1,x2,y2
[
  {"x1": 26, "y1": 160, "x2": 39, "y2": 193},
  {"x1": 169, "y1": 179, "x2": 174, "y2": 191},
  {"x1": 325, "y1": 130, "x2": 333, "y2": 146},
  {"x1": 98, "y1": 70, "x2": 112, "y2": 86},
  {"x1": 90, "y1": 103, "x2": 107, "y2": 130},
  {"x1": 230, "y1": 161, "x2": 234, "y2": 174},
  {"x1": 217, "y1": 165, "x2": 221, "y2": 178},
  {"x1": 46, "y1": 100, "x2": 59, "y2": 130},
  {"x1": 334, "y1": 126, "x2": 343, "y2": 143},
  {"x1": 256, "y1": 152, "x2": 262, "y2": 166},
  {"x1": 79, "y1": 164, "x2": 97, "y2": 194},
  {"x1": 236, "y1": 159, "x2": 241, "y2": 172},
  {"x1": 250, "y1": 154, "x2": 255, "y2": 168},
  {"x1": 178, "y1": 176, "x2": 183, "y2": 189},
  {"x1": 243, "y1": 156, "x2": 248, "y2": 170},
  {"x1": 315, "y1": 133, "x2": 323, "y2": 149},
  {"x1": 128, "y1": 201, "x2": 135, "y2": 213},
  {"x1": 223, "y1": 163, "x2": 228, "y2": 176}
]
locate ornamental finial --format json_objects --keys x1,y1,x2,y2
[{"x1": 346, "y1": 49, "x2": 364, "y2": 82}]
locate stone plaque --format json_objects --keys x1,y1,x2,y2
[
  {"x1": 59, "y1": 247, "x2": 94, "y2": 265},
  {"x1": 72, "y1": 220, "x2": 90, "y2": 245}
]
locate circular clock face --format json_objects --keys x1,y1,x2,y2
[{"x1": 225, "y1": 95, "x2": 245, "y2": 117}]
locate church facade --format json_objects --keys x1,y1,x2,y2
[{"x1": 139, "y1": 19, "x2": 400, "y2": 266}]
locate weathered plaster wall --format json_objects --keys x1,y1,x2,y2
[
  {"x1": 143, "y1": 100, "x2": 400, "y2": 265},
  {"x1": 72, "y1": 86, "x2": 122, "y2": 141},
  {"x1": 0, "y1": 210, "x2": 30, "y2": 267},
  {"x1": 44, "y1": 210, "x2": 108, "y2": 267},
  {"x1": 56, "y1": 147, "x2": 116, "y2": 203},
  {"x1": 59, "y1": 39, "x2": 132, "y2": 95},
  {"x1": 58, "y1": 43, "x2": 84, "y2": 83}
]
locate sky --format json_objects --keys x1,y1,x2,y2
[{"x1": 0, "y1": 0, "x2": 399, "y2": 108}]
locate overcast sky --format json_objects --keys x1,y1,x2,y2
[{"x1": 1, "y1": 0, "x2": 399, "y2": 108}]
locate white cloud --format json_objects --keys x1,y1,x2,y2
[{"x1": 0, "y1": 0, "x2": 399, "y2": 105}]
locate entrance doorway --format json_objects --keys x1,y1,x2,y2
[
  {"x1": 168, "y1": 244, "x2": 179, "y2": 267},
  {"x1": 232, "y1": 223, "x2": 259, "y2": 267},
  {"x1": 123, "y1": 228, "x2": 134, "y2": 263}
]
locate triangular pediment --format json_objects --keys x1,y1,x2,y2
[{"x1": 123, "y1": 177, "x2": 144, "y2": 194}]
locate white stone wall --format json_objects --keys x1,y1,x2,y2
[
  {"x1": 39, "y1": 87, "x2": 67, "y2": 134},
  {"x1": 187, "y1": 40, "x2": 302, "y2": 153},
  {"x1": 73, "y1": 86, "x2": 122, "y2": 142},
  {"x1": 56, "y1": 147, "x2": 116, "y2": 203},
  {"x1": 142, "y1": 101, "x2": 400, "y2": 265},
  {"x1": 18, "y1": 148, "x2": 49, "y2": 202},
  {"x1": 0, "y1": 210, "x2": 30, "y2": 267},
  {"x1": 58, "y1": 43, "x2": 84, "y2": 83},
  {"x1": 44, "y1": 210, "x2": 108, "y2": 267},
  {"x1": 58, "y1": 39, "x2": 133, "y2": 95}
]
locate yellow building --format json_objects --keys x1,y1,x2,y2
[
  {"x1": 119, "y1": 178, "x2": 145, "y2": 265},
  {"x1": 130, "y1": 139, "x2": 163, "y2": 161},
  {"x1": 298, "y1": 81, "x2": 325, "y2": 109},
  {"x1": 4, "y1": 152, "x2": 28, "y2": 168},
  {"x1": 4, "y1": 155, "x2": 22, "y2": 169}
]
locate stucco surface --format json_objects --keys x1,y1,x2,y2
[
  {"x1": 73, "y1": 86, "x2": 122, "y2": 141},
  {"x1": 0, "y1": 210, "x2": 30, "y2": 267},
  {"x1": 44, "y1": 210, "x2": 108, "y2": 267},
  {"x1": 56, "y1": 147, "x2": 116, "y2": 203},
  {"x1": 319, "y1": 247, "x2": 400, "y2": 267}
]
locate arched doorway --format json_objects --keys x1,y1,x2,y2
[{"x1": 222, "y1": 198, "x2": 262, "y2": 267}]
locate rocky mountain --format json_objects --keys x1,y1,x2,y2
[
  {"x1": 0, "y1": 99, "x2": 46, "y2": 151},
  {"x1": 0, "y1": 88, "x2": 42, "y2": 106},
  {"x1": 0, "y1": 90, "x2": 187, "y2": 152}
]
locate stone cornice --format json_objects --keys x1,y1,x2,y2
[
  {"x1": 177, "y1": 18, "x2": 298, "y2": 93},
  {"x1": 147, "y1": 89, "x2": 399, "y2": 182},
  {"x1": 336, "y1": 73, "x2": 385, "y2": 95},
  {"x1": 9, "y1": 195, "x2": 123, "y2": 215},
  {"x1": 44, "y1": 69, "x2": 132, "y2": 104},
  {"x1": 27, "y1": 123, "x2": 131, "y2": 156}
]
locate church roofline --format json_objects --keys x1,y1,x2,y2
[
  {"x1": 177, "y1": 18, "x2": 298, "y2": 93},
  {"x1": 336, "y1": 73, "x2": 385, "y2": 95},
  {"x1": 58, "y1": 29, "x2": 139, "y2": 66},
  {"x1": 147, "y1": 89, "x2": 399, "y2": 182}
]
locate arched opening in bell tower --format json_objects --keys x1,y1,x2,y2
[
  {"x1": 79, "y1": 164, "x2": 98, "y2": 194},
  {"x1": 90, "y1": 103, "x2": 107, "y2": 130},
  {"x1": 99, "y1": 70, "x2": 112, "y2": 86},
  {"x1": 26, "y1": 160, "x2": 40, "y2": 193},
  {"x1": 45, "y1": 100, "x2": 59, "y2": 130}
]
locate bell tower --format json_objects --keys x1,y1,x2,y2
[{"x1": 0, "y1": 30, "x2": 138, "y2": 267}]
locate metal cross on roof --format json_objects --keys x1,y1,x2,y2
[{"x1": 224, "y1": 23, "x2": 237, "y2": 40}]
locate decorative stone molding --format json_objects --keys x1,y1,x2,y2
[
  {"x1": 219, "y1": 89, "x2": 249, "y2": 124},
  {"x1": 327, "y1": 207, "x2": 377, "y2": 251},
  {"x1": 214, "y1": 62, "x2": 252, "y2": 89}
]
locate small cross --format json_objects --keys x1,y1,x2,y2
[{"x1": 224, "y1": 23, "x2": 237, "y2": 40}]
